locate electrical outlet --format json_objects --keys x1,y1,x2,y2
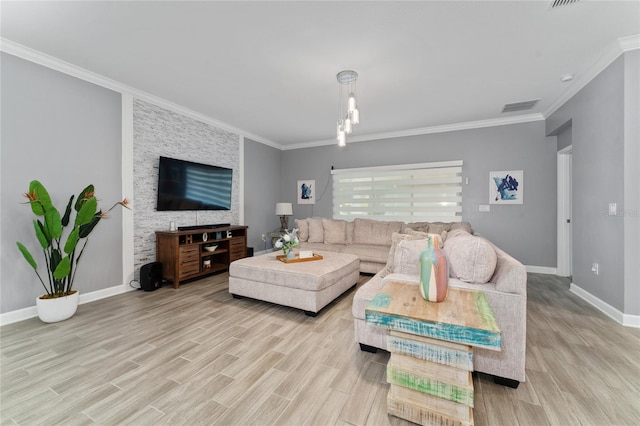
[
  {"x1": 261, "y1": 234, "x2": 267, "y2": 242},
  {"x1": 591, "y1": 262, "x2": 599, "y2": 275},
  {"x1": 479, "y1": 204, "x2": 490, "y2": 212}
]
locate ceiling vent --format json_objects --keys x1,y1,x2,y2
[
  {"x1": 551, "y1": 0, "x2": 580, "y2": 8},
  {"x1": 502, "y1": 99, "x2": 540, "y2": 113}
]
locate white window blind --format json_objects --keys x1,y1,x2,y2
[{"x1": 331, "y1": 160, "x2": 463, "y2": 223}]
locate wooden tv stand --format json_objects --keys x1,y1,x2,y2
[{"x1": 155, "y1": 225, "x2": 248, "y2": 288}]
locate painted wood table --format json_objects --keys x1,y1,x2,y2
[{"x1": 365, "y1": 281, "x2": 501, "y2": 426}]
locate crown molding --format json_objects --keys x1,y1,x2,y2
[
  {"x1": 543, "y1": 34, "x2": 640, "y2": 119},
  {"x1": 283, "y1": 113, "x2": 544, "y2": 151},
  {"x1": 0, "y1": 38, "x2": 281, "y2": 149}
]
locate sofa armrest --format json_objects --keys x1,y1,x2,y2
[{"x1": 490, "y1": 244, "x2": 527, "y2": 296}]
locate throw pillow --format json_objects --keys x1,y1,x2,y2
[
  {"x1": 450, "y1": 221, "x2": 473, "y2": 234},
  {"x1": 427, "y1": 222, "x2": 452, "y2": 235},
  {"x1": 323, "y1": 219, "x2": 347, "y2": 245},
  {"x1": 444, "y1": 234, "x2": 497, "y2": 283},
  {"x1": 393, "y1": 238, "x2": 430, "y2": 275},
  {"x1": 403, "y1": 222, "x2": 430, "y2": 233},
  {"x1": 295, "y1": 218, "x2": 309, "y2": 242},
  {"x1": 403, "y1": 228, "x2": 446, "y2": 247},
  {"x1": 380, "y1": 232, "x2": 429, "y2": 278},
  {"x1": 307, "y1": 217, "x2": 324, "y2": 243}
]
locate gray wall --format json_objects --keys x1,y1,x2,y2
[
  {"x1": 132, "y1": 99, "x2": 240, "y2": 272},
  {"x1": 623, "y1": 51, "x2": 640, "y2": 316},
  {"x1": 546, "y1": 52, "x2": 638, "y2": 315},
  {"x1": 243, "y1": 138, "x2": 282, "y2": 252},
  {"x1": 282, "y1": 121, "x2": 558, "y2": 267},
  {"x1": 1, "y1": 53, "x2": 123, "y2": 313}
]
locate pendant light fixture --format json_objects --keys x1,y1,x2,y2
[{"x1": 336, "y1": 70, "x2": 359, "y2": 146}]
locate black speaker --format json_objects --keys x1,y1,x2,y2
[{"x1": 140, "y1": 262, "x2": 163, "y2": 291}]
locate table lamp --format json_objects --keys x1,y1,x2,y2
[{"x1": 275, "y1": 202, "x2": 293, "y2": 231}]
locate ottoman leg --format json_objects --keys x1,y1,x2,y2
[
  {"x1": 232, "y1": 294, "x2": 244, "y2": 299},
  {"x1": 304, "y1": 310, "x2": 318, "y2": 317}
]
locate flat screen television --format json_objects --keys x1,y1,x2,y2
[{"x1": 156, "y1": 156, "x2": 233, "y2": 211}]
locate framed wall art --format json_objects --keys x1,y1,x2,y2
[
  {"x1": 490, "y1": 170, "x2": 523, "y2": 204},
  {"x1": 297, "y1": 179, "x2": 315, "y2": 204}
]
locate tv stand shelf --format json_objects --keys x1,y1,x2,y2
[{"x1": 155, "y1": 225, "x2": 248, "y2": 288}]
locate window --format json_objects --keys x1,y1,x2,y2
[{"x1": 331, "y1": 160, "x2": 463, "y2": 223}]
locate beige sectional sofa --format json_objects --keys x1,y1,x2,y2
[{"x1": 295, "y1": 217, "x2": 527, "y2": 387}]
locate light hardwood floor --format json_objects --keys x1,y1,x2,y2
[{"x1": 1, "y1": 272, "x2": 639, "y2": 425}]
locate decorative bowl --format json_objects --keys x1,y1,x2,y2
[{"x1": 204, "y1": 245, "x2": 218, "y2": 252}]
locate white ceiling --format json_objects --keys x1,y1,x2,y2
[{"x1": 2, "y1": 1, "x2": 639, "y2": 148}]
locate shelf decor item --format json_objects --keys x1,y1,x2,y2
[
  {"x1": 274, "y1": 228, "x2": 299, "y2": 259},
  {"x1": 419, "y1": 234, "x2": 449, "y2": 303},
  {"x1": 16, "y1": 180, "x2": 130, "y2": 322}
]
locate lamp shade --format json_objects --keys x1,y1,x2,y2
[{"x1": 275, "y1": 203, "x2": 293, "y2": 216}]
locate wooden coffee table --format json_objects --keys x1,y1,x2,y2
[{"x1": 365, "y1": 281, "x2": 501, "y2": 425}]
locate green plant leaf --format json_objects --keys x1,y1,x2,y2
[
  {"x1": 16, "y1": 242, "x2": 38, "y2": 270},
  {"x1": 29, "y1": 180, "x2": 52, "y2": 216},
  {"x1": 62, "y1": 195, "x2": 74, "y2": 227},
  {"x1": 64, "y1": 227, "x2": 80, "y2": 254},
  {"x1": 74, "y1": 185, "x2": 94, "y2": 212},
  {"x1": 79, "y1": 215, "x2": 100, "y2": 238},
  {"x1": 50, "y1": 248, "x2": 62, "y2": 274},
  {"x1": 75, "y1": 197, "x2": 97, "y2": 227},
  {"x1": 34, "y1": 219, "x2": 49, "y2": 249},
  {"x1": 44, "y1": 207, "x2": 63, "y2": 240},
  {"x1": 53, "y1": 256, "x2": 71, "y2": 280}
]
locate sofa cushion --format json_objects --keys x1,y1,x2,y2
[
  {"x1": 353, "y1": 218, "x2": 404, "y2": 246},
  {"x1": 346, "y1": 221, "x2": 354, "y2": 244},
  {"x1": 295, "y1": 218, "x2": 309, "y2": 242},
  {"x1": 307, "y1": 217, "x2": 324, "y2": 243},
  {"x1": 393, "y1": 238, "x2": 430, "y2": 275},
  {"x1": 444, "y1": 234, "x2": 497, "y2": 283},
  {"x1": 341, "y1": 244, "x2": 390, "y2": 264},
  {"x1": 323, "y1": 219, "x2": 348, "y2": 245}
]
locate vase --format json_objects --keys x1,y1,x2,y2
[
  {"x1": 36, "y1": 290, "x2": 79, "y2": 323},
  {"x1": 286, "y1": 249, "x2": 295, "y2": 260},
  {"x1": 419, "y1": 235, "x2": 449, "y2": 302}
]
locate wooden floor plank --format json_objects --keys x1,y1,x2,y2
[{"x1": 1, "y1": 272, "x2": 639, "y2": 426}]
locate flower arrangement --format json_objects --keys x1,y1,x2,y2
[{"x1": 274, "y1": 228, "x2": 299, "y2": 255}]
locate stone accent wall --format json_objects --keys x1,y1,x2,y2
[{"x1": 133, "y1": 99, "x2": 239, "y2": 272}]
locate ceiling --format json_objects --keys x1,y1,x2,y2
[{"x1": 2, "y1": 1, "x2": 639, "y2": 148}]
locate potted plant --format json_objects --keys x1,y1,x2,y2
[{"x1": 16, "y1": 180, "x2": 130, "y2": 323}]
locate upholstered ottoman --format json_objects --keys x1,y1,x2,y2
[{"x1": 229, "y1": 251, "x2": 360, "y2": 315}]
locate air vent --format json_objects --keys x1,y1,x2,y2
[
  {"x1": 502, "y1": 99, "x2": 540, "y2": 113},
  {"x1": 551, "y1": 0, "x2": 580, "y2": 8}
]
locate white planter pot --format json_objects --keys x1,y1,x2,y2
[{"x1": 36, "y1": 291, "x2": 79, "y2": 323}]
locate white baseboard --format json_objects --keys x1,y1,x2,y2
[
  {"x1": 253, "y1": 249, "x2": 271, "y2": 256},
  {"x1": 0, "y1": 284, "x2": 136, "y2": 326},
  {"x1": 570, "y1": 283, "x2": 640, "y2": 328},
  {"x1": 526, "y1": 265, "x2": 557, "y2": 274}
]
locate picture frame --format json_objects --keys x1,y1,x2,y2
[
  {"x1": 489, "y1": 170, "x2": 523, "y2": 204},
  {"x1": 297, "y1": 179, "x2": 315, "y2": 204}
]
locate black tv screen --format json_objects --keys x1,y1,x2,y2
[{"x1": 156, "y1": 156, "x2": 233, "y2": 211}]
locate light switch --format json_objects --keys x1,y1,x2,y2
[
  {"x1": 609, "y1": 203, "x2": 617, "y2": 216},
  {"x1": 479, "y1": 205, "x2": 490, "y2": 212}
]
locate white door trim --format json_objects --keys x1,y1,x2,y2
[{"x1": 557, "y1": 146, "x2": 572, "y2": 277}]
